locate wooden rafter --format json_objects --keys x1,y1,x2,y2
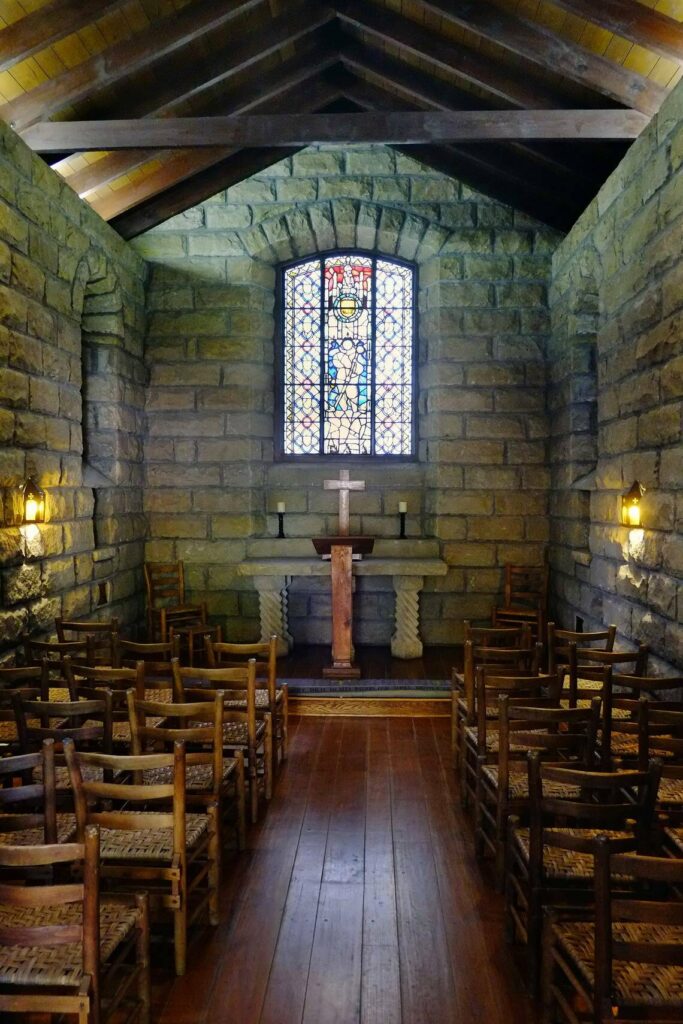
[
  {"x1": 23, "y1": 109, "x2": 648, "y2": 152},
  {"x1": 337, "y1": 3, "x2": 574, "y2": 110},
  {"x1": 0, "y1": 0, "x2": 128, "y2": 74},
  {"x1": 548, "y1": 0, "x2": 683, "y2": 63},
  {"x1": 0, "y1": 0, "x2": 282, "y2": 132},
  {"x1": 342, "y1": 80, "x2": 582, "y2": 229},
  {"x1": 411, "y1": 0, "x2": 667, "y2": 116},
  {"x1": 338, "y1": 44, "x2": 605, "y2": 185},
  {"x1": 88, "y1": 78, "x2": 341, "y2": 222},
  {"x1": 112, "y1": 146, "x2": 299, "y2": 239},
  {"x1": 60, "y1": 36, "x2": 337, "y2": 197}
]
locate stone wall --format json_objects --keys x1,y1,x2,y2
[
  {"x1": 135, "y1": 146, "x2": 557, "y2": 645},
  {"x1": 549, "y1": 82, "x2": 683, "y2": 670},
  {"x1": 0, "y1": 121, "x2": 147, "y2": 659}
]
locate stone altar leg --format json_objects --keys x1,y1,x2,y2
[
  {"x1": 391, "y1": 575, "x2": 424, "y2": 659},
  {"x1": 254, "y1": 575, "x2": 291, "y2": 656}
]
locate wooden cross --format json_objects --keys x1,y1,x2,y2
[{"x1": 323, "y1": 469, "x2": 365, "y2": 536}]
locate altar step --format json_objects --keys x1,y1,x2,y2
[{"x1": 285, "y1": 678, "x2": 450, "y2": 717}]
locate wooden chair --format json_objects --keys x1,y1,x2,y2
[
  {"x1": 143, "y1": 561, "x2": 207, "y2": 642},
  {"x1": 458, "y1": 643, "x2": 544, "y2": 807},
  {"x1": 173, "y1": 659, "x2": 272, "y2": 824},
  {"x1": 55, "y1": 617, "x2": 119, "y2": 665},
  {"x1": 492, "y1": 564, "x2": 549, "y2": 642},
  {"x1": 0, "y1": 738, "x2": 77, "y2": 847},
  {"x1": 113, "y1": 634, "x2": 180, "y2": 706},
  {"x1": 0, "y1": 664, "x2": 49, "y2": 753},
  {"x1": 451, "y1": 622, "x2": 532, "y2": 765},
  {"x1": 604, "y1": 670, "x2": 683, "y2": 767},
  {"x1": 63, "y1": 660, "x2": 146, "y2": 749},
  {"x1": 546, "y1": 622, "x2": 616, "y2": 678},
  {"x1": 0, "y1": 825, "x2": 150, "y2": 1024},
  {"x1": 638, "y1": 705, "x2": 683, "y2": 837},
  {"x1": 23, "y1": 633, "x2": 95, "y2": 675},
  {"x1": 506, "y1": 753, "x2": 661, "y2": 992},
  {"x1": 64, "y1": 737, "x2": 219, "y2": 977},
  {"x1": 475, "y1": 693, "x2": 597, "y2": 887},
  {"x1": 127, "y1": 690, "x2": 246, "y2": 851},
  {"x1": 542, "y1": 842, "x2": 683, "y2": 1024},
  {"x1": 206, "y1": 635, "x2": 288, "y2": 766}
]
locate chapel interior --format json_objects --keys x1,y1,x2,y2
[{"x1": 0, "y1": 1, "x2": 682, "y2": 1022}]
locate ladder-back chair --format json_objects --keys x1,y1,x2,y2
[{"x1": 55, "y1": 617, "x2": 118, "y2": 665}]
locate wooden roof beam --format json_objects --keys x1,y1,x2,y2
[
  {"x1": 337, "y1": 3, "x2": 574, "y2": 110},
  {"x1": 0, "y1": 0, "x2": 129, "y2": 74},
  {"x1": 408, "y1": 0, "x2": 666, "y2": 115},
  {"x1": 0, "y1": 0, "x2": 312, "y2": 132},
  {"x1": 549, "y1": 0, "x2": 683, "y2": 63},
  {"x1": 89, "y1": 77, "x2": 341, "y2": 222},
  {"x1": 23, "y1": 109, "x2": 648, "y2": 152},
  {"x1": 59, "y1": 37, "x2": 338, "y2": 197}
]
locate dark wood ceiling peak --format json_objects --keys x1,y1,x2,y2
[{"x1": 548, "y1": 0, "x2": 683, "y2": 63}]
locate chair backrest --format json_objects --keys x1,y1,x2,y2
[
  {"x1": 144, "y1": 562, "x2": 185, "y2": 610},
  {"x1": 22, "y1": 634, "x2": 95, "y2": 669},
  {"x1": 0, "y1": 663, "x2": 49, "y2": 698},
  {"x1": 113, "y1": 633, "x2": 180, "y2": 668},
  {"x1": 55, "y1": 617, "x2": 118, "y2": 664},
  {"x1": 206, "y1": 636, "x2": 277, "y2": 702},
  {"x1": 547, "y1": 622, "x2": 616, "y2": 673},
  {"x1": 593, "y1": 840, "x2": 683, "y2": 1017},
  {"x1": 475, "y1": 668, "x2": 563, "y2": 753},
  {"x1": 0, "y1": 825, "x2": 101, "y2": 992},
  {"x1": 64, "y1": 659, "x2": 145, "y2": 700},
  {"x1": 127, "y1": 690, "x2": 224, "y2": 797},
  {"x1": 172, "y1": 658, "x2": 257, "y2": 741},
  {"x1": 503, "y1": 564, "x2": 549, "y2": 611},
  {"x1": 494, "y1": 694, "x2": 599, "y2": 786},
  {"x1": 64, "y1": 737, "x2": 186, "y2": 858},
  {"x1": 463, "y1": 642, "x2": 543, "y2": 719},
  {"x1": 0, "y1": 739, "x2": 58, "y2": 844},
  {"x1": 463, "y1": 621, "x2": 532, "y2": 648},
  {"x1": 13, "y1": 691, "x2": 113, "y2": 754},
  {"x1": 527, "y1": 752, "x2": 660, "y2": 851}
]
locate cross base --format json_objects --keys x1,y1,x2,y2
[{"x1": 323, "y1": 664, "x2": 362, "y2": 679}]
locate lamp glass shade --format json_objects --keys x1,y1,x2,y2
[
  {"x1": 621, "y1": 480, "x2": 645, "y2": 527},
  {"x1": 22, "y1": 477, "x2": 45, "y2": 524}
]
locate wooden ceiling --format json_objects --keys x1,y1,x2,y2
[{"x1": 0, "y1": 0, "x2": 681, "y2": 236}]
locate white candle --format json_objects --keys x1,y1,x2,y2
[
  {"x1": 277, "y1": 502, "x2": 286, "y2": 514},
  {"x1": 398, "y1": 501, "x2": 407, "y2": 514}
]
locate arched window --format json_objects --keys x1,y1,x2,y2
[{"x1": 277, "y1": 251, "x2": 416, "y2": 458}]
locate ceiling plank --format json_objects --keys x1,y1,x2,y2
[
  {"x1": 0, "y1": 0, "x2": 129, "y2": 74},
  {"x1": 337, "y1": 3, "x2": 577, "y2": 110},
  {"x1": 23, "y1": 109, "x2": 648, "y2": 151},
  {"x1": 112, "y1": 146, "x2": 299, "y2": 239},
  {"x1": 60, "y1": 40, "x2": 337, "y2": 197},
  {"x1": 89, "y1": 78, "x2": 341, "y2": 221},
  {"x1": 338, "y1": 43, "x2": 603, "y2": 185},
  {"x1": 410, "y1": 0, "x2": 666, "y2": 116},
  {"x1": 0, "y1": 0, "x2": 294, "y2": 132},
  {"x1": 548, "y1": 0, "x2": 683, "y2": 63}
]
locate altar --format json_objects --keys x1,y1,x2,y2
[{"x1": 237, "y1": 537, "x2": 448, "y2": 660}]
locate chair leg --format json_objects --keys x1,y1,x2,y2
[
  {"x1": 173, "y1": 875, "x2": 187, "y2": 976},
  {"x1": 264, "y1": 716, "x2": 273, "y2": 800},
  {"x1": 208, "y1": 804, "x2": 221, "y2": 926},
  {"x1": 528, "y1": 886, "x2": 542, "y2": 994},
  {"x1": 281, "y1": 688, "x2": 289, "y2": 762},
  {"x1": 235, "y1": 754, "x2": 246, "y2": 850},
  {"x1": 248, "y1": 742, "x2": 259, "y2": 824},
  {"x1": 135, "y1": 893, "x2": 151, "y2": 1024}
]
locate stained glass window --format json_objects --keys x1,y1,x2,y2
[{"x1": 281, "y1": 252, "x2": 415, "y2": 457}]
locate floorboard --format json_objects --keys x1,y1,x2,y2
[{"x1": 155, "y1": 714, "x2": 539, "y2": 1024}]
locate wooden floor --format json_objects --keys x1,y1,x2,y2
[
  {"x1": 278, "y1": 644, "x2": 462, "y2": 679},
  {"x1": 153, "y1": 714, "x2": 538, "y2": 1024}
]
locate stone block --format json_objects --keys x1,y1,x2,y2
[{"x1": 638, "y1": 403, "x2": 681, "y2": 446}]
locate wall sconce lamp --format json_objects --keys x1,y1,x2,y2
[
  {"x1": 621, "y1": 480, "x2": 645, "y2": 527},
  {"x1": 21, "y1": 475, "x2": 45, "y2": 524}
]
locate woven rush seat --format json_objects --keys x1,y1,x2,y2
[
  {"x1": 224, "y1": 688, "x2": 285, "y2": 710},
  {"x1": 223, "y1": 719, "x2": 266, "y2": 745},
  {"x1": 33, "y1": 763, "x2": 105, "y2": 790},
  {"x1": 664, "y1": 828, "x2": 683, "y2": 854},
  {"x1": 0, "y1": 813, "x2": 76, "y2": 846},
  {"x1": 657, "y1": 778, "x2": 683, "y2": 805},
  {"x1": 98, "y1": 811, "x2": 209, "y2": 862},
  {"x1": 464, "y1": 725, "x2": 546, "y2": 754},
  {"x1": 0, "y1": 899, "x2": 140, "y2": 987},
  {"x1": 512, "y1": 827, "x2": 632, "y2": 881},
  {"x1": 481, "y1": 765, "x2": 582, "y2": 801},
  {"x1": 553, "y1": 919, "x2": 683, "y2": 1006},
  {"x1": 140, "y1": 760, "x2": 238, "y2": 789}
]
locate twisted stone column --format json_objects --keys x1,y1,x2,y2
[
  {"x1": 254, "y1": 575, "x2": 291, "y2": 655},
  {"x1": 391, "y1": 575, "x2": 424, "y2": 659}
]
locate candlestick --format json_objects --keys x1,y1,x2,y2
[
  {"x1": 399, "y1": 510, "x2": 406, "y2": 539},
  {"x1": 277, "y1": 511, "x2": 285, "y2": 539}
]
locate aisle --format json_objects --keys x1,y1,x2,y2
[{"x1": 154, "y1": 716, "x2": 538, "y2": 1024}]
